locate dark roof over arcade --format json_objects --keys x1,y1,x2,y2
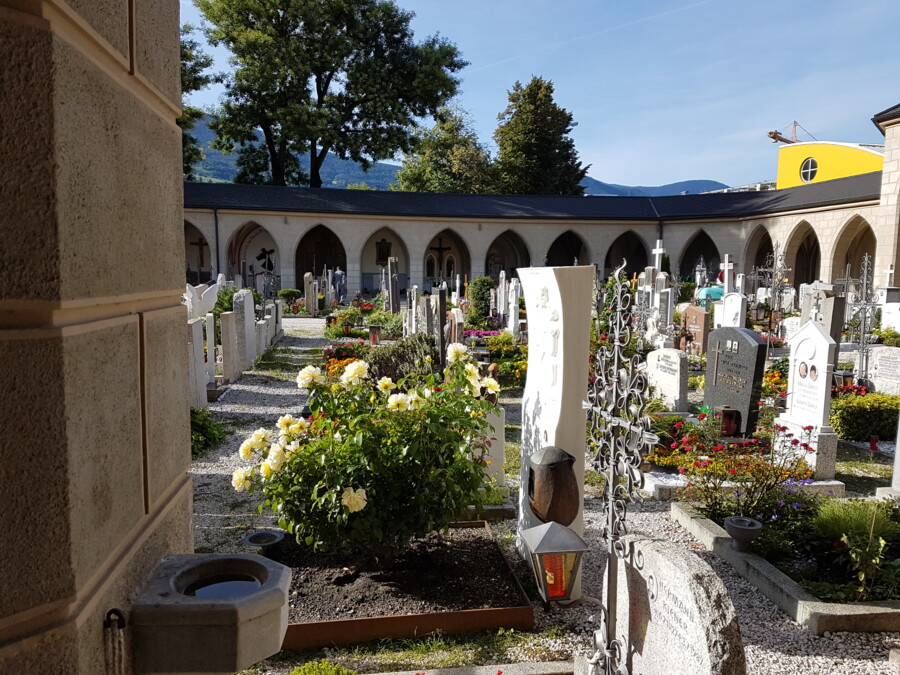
[{"x1": 184, "y1": 171, "x2": 881, "y2": 222}]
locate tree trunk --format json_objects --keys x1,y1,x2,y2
[
  {"x1": 262, "y1": 125, "x2": 286, "y2": 186},
  {"x1": 309, "y1": 146, "x2": 322, "y2": 188}
]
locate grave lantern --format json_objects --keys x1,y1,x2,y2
[
  {"x1": 341, "y1": 319, "x2": 353, "y2": 336},
  {"x1": 833, "y1": 369, "x2": 854, "y2": 388},
  {"x1": 521, "y1": 521, "x2": 589, "y2": 603}
]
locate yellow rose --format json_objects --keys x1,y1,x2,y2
[
  {"x1": 231, "y1": 468, "x2": 251, "y2": 492},
  {"x1": 342, "y1": 487, "x2": 367, "y2": 513}
]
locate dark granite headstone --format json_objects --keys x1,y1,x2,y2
[
  {"x1": 684, "y1": 304, "x2": 710, "y2": 356},
  {"x1": 704, "y1": 327, "x2": 767, "y2": 434}
]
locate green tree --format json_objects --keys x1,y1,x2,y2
[
  {"x1": 394, "y1": 106, "x2": 496, "y2": 193},
  {"x1": 197, "y1": 0, "x2": 466, "y2": 188},
  {"x1": 493, "y1": 76, "x2": 589, "y2": 195},
  {"x1": 179, "y1": 25, "x2": 214, "y2": 179}
]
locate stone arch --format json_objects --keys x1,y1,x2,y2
[
  {"x1": 546, "y1": 230, "x2": 589, "y2": 267},
  {"x1": 360, "y1": 227, "x2": 409, "y2": 294},
  {"x1": 604, "y1": 231, "x2": 648, "y2": 279},
  {"x1": 785, "y1": 220, "x2": 820, "y2": 288},
  {"x1": 227, "y1": 221, "x2": 280, "y2": 290},
  {"x1": 678, "y1": 229, "x2": 720, "y2": 281},
  {"x1": 295, "y1": 225, "x2": 347, "y2": 288},
  {"x1": 743, "y1": 224, "x2": 773, "y2": 276},
  {"x1": 424, "y1": 229, "x2": 470, "y2": 285},
  {"x1": 485, "y1": 230, "x2": 531, "y2": 280},
  {"x1": 184, "y1": 221, "x2": 212, "y2": 285},
  {"x1": 831, "y1": 215, "x2": 876, "y2": 279}
]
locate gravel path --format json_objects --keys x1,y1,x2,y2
[{"x1": 191, "y1": 320, "x2": 899, "y2": 673}]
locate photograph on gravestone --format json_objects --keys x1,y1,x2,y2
[{"x1": 704, "y1": 327, "x2": 767, "y2": 435}]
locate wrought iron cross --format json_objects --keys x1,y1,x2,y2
[
  {"x1": 841, "y1": 253, "x2": 879, "y2": 385},
  {"x1": 584, "y1": 261, "x2": 659, "y2": 675}
]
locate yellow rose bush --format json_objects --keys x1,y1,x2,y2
[{"x1": 233, "y1": 352, "x2": 500, "y2": 566}]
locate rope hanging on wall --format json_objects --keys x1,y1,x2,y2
[{"x1": 103, "y1": 608, "x2": 126, "y2": 675}]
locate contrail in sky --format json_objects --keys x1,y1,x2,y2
[{"x1": 467, "y1": 0, "x2": 716, "y2": 73}]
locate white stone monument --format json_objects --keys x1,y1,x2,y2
[
  {"x1": 517, "y1": 265, "x2": 594, "y2": 599},
  {"x1": 775, "y1": 321, "x2": 838, "y2": 480},
  {"x1": 646, "y1": 348, "x2": 688, "y2": 411}
]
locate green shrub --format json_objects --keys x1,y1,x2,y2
[
  {"x1": 235, "y1": 357, "x2": 494, "y2": 565},
  {"x1": 190, "y1": 407, "x2": 226, "y2": 459},
  {"x1": 212, "y1": 287, "x2": 262, "y2": 319},
  {"x1": 464, "y1": 276, "x2": 498, "y2": 330},
  {"x1": 278, "y1": 288, "x2": 303, "y2": 304},
  {"x1": 830, "y1": 393, "x2": 900, "y2": 441},
  {"x1": 381, "y1": 311, "x2": 404, "y2": 338},
  {"x1": 290, "y1": 660, "x2": 357, "y2": 675},
  {"x1": 812, "y1": 499, "x2": 900, "y2": 544},
  {"x1": 678, "y1": 281, "x2": 696, "y2": 303},
  {"x1": 367, "y1": 334, "x2": 440, "y2": 382}
]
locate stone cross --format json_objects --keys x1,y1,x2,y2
[
  {"x1": 887, "y1": 264, "x2": 895, "y2": 287},
  {"x1": 509, "y1": 278, "x2": 521, "y2": 339},
  {"x1": 497, "y1": 271, "x2": 507, "y2": 321},
  {"x1": 652, "y1": 239, "x2": 666, "y2": 272},
  {"x1": 409, "y1": 285, "x2": 419, "y2": 333},
  {"x1": 720, "y1": 254, "x2": 734, "y2": 294}
]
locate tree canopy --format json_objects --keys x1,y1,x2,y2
[
  {"x1": 197, "y1": 0, "x2": 466, "y2": 188},
  {"x1": 393, "y1": 107, "x2": 496, "y2": 194},
  {"x1": 179, "y1": 25, "x2": 214, "y2": 179},
  {"x1": 493, "y1": 76, "x2": 589, "y2": 195}
]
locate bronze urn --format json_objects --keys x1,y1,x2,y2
[{"x1": 528, "y1": 446, "x2": 579, "y2": 527}]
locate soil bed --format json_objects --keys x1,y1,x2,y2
[{"x1": 265, "y1": 523, "x2": 528, "y2": 624}]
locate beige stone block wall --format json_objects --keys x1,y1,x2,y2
[{"x1": 0, "y1": 2, "x2": 190, "y2": 673}]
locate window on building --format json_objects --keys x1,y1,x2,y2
[{"x1": 800, "y1": 157, "x2": 818, "y2": 183}]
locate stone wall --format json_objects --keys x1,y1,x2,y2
[{"x1": 0, "y1": 2, "x2": 190, "y2": 672}]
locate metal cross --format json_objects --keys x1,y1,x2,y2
[
  {"x1": 584, "y1": 260, "x2": 659, "y2": 675},
  {"x1": 842, "y1": 253, "x2": 879, "y2": 385},
  {"x1": 749, "y1": 242, "x2": 792, "y2": 358}
]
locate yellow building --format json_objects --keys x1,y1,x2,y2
[{"x1": 776, "y1": 140, "x2": 884, "y2": 189}]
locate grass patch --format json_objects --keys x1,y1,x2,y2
[
  {"x1": 505, "y1": 440, "x2": 521, "y2": 476},
  {"x1": 835, "y1": 443, "x2": 893, "y2": 495},
  {"x1": 254, "y1": 345, "x2": 305, "y2": 379},
  {"x1": 243, "y1": 626, "x2": 570, "y2": 674}
]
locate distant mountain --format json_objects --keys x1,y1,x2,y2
[
  {"x1": 189, "y1": 117, "x2": 728, "y2": 195},
  {"x1": 580, "y1": 176, "x2": 729, "y2": 196}
]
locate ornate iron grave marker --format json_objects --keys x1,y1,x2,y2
[
  {"x1": 583, "y1": 262, "x2": 659, "y2": 673},
  {"x1": 837, "y1": 253, "x2": 879, "y2": 385}
]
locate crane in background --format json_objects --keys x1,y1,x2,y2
[{"x1": 768, "y1": 120, "x2": 817, "y2": 144}]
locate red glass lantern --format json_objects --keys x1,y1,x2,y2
[{"x1": 520, "y1": 522, "x2": 589, "y2": 602}]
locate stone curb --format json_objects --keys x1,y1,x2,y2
[
  {"x1": 671, "y1": 502, "x2": 900, "y2": 634},
  {"x1": 369, "y1": 660, "x2": 573, "y2": 675},
  {"x1": 642, "y1": 471, "x2": 846, "y2": 500}
]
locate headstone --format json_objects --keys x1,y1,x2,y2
[
  {"x1": 303, "y1": 272, "x2": 317, "y2": 318},
  {"x1": 187, "y1": 318, "x2": 207, "y2": 409},
  {"x1": 684, "y1": 305, "x2": 710, "y2": 356},
  {"x1": 489, "y1": 288, "x2": 497, "y2": 316},
  {"x1": 868, "y1": 346, "x2": 900, "y2": 395},
  {"x1": 437, "y1": 288, "x2": 448, "y2": 369},
  {"x1": 780, "y1": 316, "x2": 802, "y2": 344},
  {"x1": 274, "y1": 299, "x2": 283, "y2": 338},
  {"x1": 409, "y1": 285, "x2": 419, "y2": 333},
  {"x1": 704, "y1": 327, "x2": 767, "y2": 435},
  {"x1": 508, "y1": 278, "x2": 521, "y2": 339},
  {"x1": 800, "y1": 283, "x2": 845, "y2": 349},
  {"x1": 387, "y1": 257, "x2": 400, "y2": 315},
  {"x1": 421, "y1": 296, "x2": 433, "y2": 336},
  {"x1": 324, "y1": 270, "x2": 334, "y2": 309},
  {"x1": 735, "y1": 273, "x2": 745, "y2": 294},
  {"x1": 517, "y1": 266, "x2": 594, "y2": 599},
  {"x1": 775, "y1": 321, "x2": 838, "y2": 479},
  {"x1": 780, "y1": 287, "x2": 796, "y2": 312},
  {"x1": 450, "y1": 308, "x2": 464, "y2": 345},
  {"x1": 204, "y1": 312, "x2": 216, "y2": 383},
  {"x1": 497, "y1": 271, "x2": 507, "y2": 322},
  {"x1": 220, "y1": 311, "x2": 240, "y2": 383},
  {"x1": 233, "y1": 289, "x2": 256, "y2": 369},
  {"x1": 575, "y1": 536, "x2": 746, "y2": 675},
  {"x1": 646, "y1": 348, "x2": 688, "y2": 411},
  {"x1": 720, "y1": 292, "x2": 747, "y2": 329},
  {"x1": 484, "y1": 407, "x2": 506, "y2": 486}
]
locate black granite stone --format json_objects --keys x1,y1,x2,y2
[{"x1": 703, "y1": 327, "x2": 767, "y2": 435}]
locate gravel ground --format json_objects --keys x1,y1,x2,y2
[{"x1": 191, "y1": 319, "x2": 900, "y2": 674}]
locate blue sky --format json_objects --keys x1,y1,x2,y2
[{"x1": 180, "y1": 0, "x2": 899, "y2": 187}]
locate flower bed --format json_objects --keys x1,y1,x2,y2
[{"x1": 671, "y1": 503, "x2": 900, "y2": 634}]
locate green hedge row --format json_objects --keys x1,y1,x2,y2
[{"x1": 830, "y1": 393, "x2": 900, "y2": 441}]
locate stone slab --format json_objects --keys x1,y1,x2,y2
[
  {"x1": 576, "y1": 535, "x2": 746, "y2": 675},
  {"x1": 640, "y1": 471, "x2": 845, "y2": 500}
]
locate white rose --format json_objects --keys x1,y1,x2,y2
[
  {"x1": 342, "y1": 487, "x2": 367, "y2": 513},
  {"x1": 447, "y1": 342, "x2": 468, "y2": 364}
]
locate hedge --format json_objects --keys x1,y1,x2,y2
[{"x1": 829, "y1": 393, "x2": 900, "y2": 441}]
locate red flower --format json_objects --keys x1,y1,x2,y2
[
  {"x1": 674, "y1": 421, "x2": 684, "y2": 429},
  {"x1": 791, "y1": 439, "x2": 800, "y2": 446},
  {"x1": 678, "y1": 467, "x2": 686, "y2": 473},
  {"x1": 803, "y1": 425, "x2": 814, "y2": 431},
  {"x1": 684, "y1": 445, "x2": 693, "y2": 452},
  {"x1": 698, "y1": 413, "x2": 707, "y2": 420},
  {"x1": 670, "y1": 442, "x2": 679, "y2": 449},
  {"x1": 729, "y1": 468, "x2": 737, "y2": 474}
]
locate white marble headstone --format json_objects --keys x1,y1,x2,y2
[{"x1": 516, "y1": 266, "x2": 593, "y2": 599}]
